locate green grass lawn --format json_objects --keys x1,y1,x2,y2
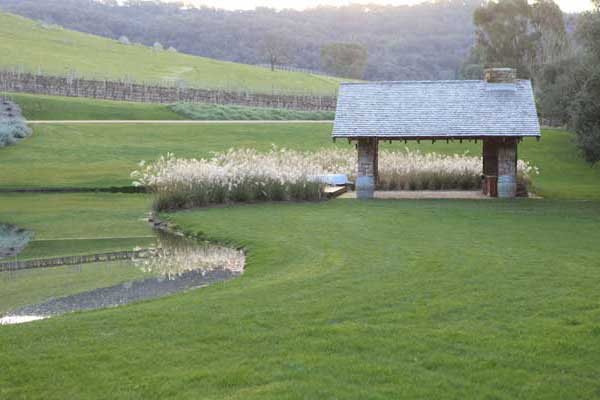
[
  {"x1": 169, "y1": 102, "x2": 335, "y2": 121},
  {"x1": 2, "y1": 93, "x2": 335, "y2": 121},
  {"x1": 0, "y1": 193, "x2": 154, "y2": 259},
  {"x1": 0, "y1": 12, "x2": 345, "y2": 95},
  {"x1": 1, "y1": 199, "x2": 599, "y2": 399},
  {"x1": 1, "y1": 98, "x2": 600, "y2": 398},
  {"x1": 4, "y1": 93, "x2": 184, "y2": 120},
  {"x1": 0, "y1": 121, "x2": 599, "y2": 199}
]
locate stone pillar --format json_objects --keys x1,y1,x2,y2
[
  {"x1": 356, "y1": 138, "x2": 378, "y2": 199},
  {"x1": 482, "y1": 139, "x2": 499, "y2": 197},
  {"x1": 497, "y1": 138, "x2": 518, "y2": 198}
]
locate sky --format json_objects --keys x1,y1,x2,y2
[{"x1": 171, "y1": 0, "x2": 595, "y2": 13}]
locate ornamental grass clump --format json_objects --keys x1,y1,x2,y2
[
  {"x1": 0, "y1": 100, "x2": 31, "y2": 148},
  {"x1": 134, "y1": 147, "x2": 539, "y2": 210},
  {"x1": 302, "y1": 147, "x2": 538, "y2": 192},
  {"x1": 132, "y1": 149, "x2": 328, "y2": 211}
]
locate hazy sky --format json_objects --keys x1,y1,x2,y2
[{"x1": 173, "y1": 0, "x2": 594, "y2": 13}]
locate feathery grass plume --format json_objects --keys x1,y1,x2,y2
[{"x1": 133, "y1": 147, "x2": 539, "y2": 210}]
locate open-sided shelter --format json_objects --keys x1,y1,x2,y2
[{"x1": 332, "y1": 68, "x2": 541, "y2": 198}]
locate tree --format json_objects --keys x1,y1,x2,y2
[
  {"x1": 321, "y1": 43, "x2": 368, "y2": 79},
  {"x1": 261, "y1": 33, "x2": 291, "y2": 72},
  {"x1": 473, "y1": 0, "x2": 537, "y2": 77},
  {"x1": 531, "y1": 0, "x2": 569, "y2": 65},
  {"x1": 571, "y1": 70, "x2": 600, "y2": 164},
  {"x1": 470, "y1": 0, "x2": 568, "y2": 78},
  {"x1": 570, "y1": 3, "x2": 600, "y2": 164},
  {"x1": 536, "y1": 60, "x2": 588, "y2": 125}
]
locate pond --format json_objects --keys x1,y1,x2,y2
[{"x1": 0, "y1": 230, "x2": 244, "y2": 325}]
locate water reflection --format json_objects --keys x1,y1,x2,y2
[
  {"x1": 138, "y1": 230, "x2": 244, "y2": 279},
  {"x1": 0, "y1": 230, "x2": 245, "y2": 325}
]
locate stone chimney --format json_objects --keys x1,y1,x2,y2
[{"x1": 484, "y1": 68, "x2": 517, "y2": 84}]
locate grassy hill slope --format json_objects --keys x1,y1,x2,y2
[{"x1": 0, "y1": 12, "x2": 344, "y2": 95}]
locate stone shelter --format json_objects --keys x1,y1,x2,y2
[{"x1": 332, "y1": 68, "x2": 541, "y2": 198}]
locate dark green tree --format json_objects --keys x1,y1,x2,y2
[
  {"x1": 531, "y1": 0, "x2": 568, "y2": 65},
  {"x1": 570, "y1": 2, "x2": 600, "y2": 163},
  {"x1": 571, "y1": 70, "x2": 600, "y2": 164},
  {"x1": 472, "y1": 0, "x2": 537, "y2": 77},
  {"x1": 470, "y1": 0, "x2": 568, "y2": 78},
  {"x1": 321, "y1": 43, "x2": 368, "y2": 79},
  {"x1": 261, "y1": 33, "x2": 292, "y2": 72}
]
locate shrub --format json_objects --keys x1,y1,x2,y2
[
  {"x1": 0, "y1": 100, "x2": 32, "y2": 148},
  {"x1": 153, "y1": 42, "x2": 164, "y2": 52}
]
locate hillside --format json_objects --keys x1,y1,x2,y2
[
  {"x1": 0, "y1": 0, "x2": 479, "y2": 81},
  {"x1": 0, "y1": 12, "x2": 344, "y2": 95}
]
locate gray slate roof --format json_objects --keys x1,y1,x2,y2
[{"x1": 332, "y1": 80, "x2": 541, "y2": 139}]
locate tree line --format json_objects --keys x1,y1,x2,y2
[{"x1": 465, "y1": 0, "x2": 600, "y2": 164}]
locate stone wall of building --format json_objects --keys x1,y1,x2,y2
[
  {"x1": 0, "y1": 71, "x2": 338, "y2": 111},
  {"x1": 356, "y1": 138, "x2": 378, "y2": 199}
]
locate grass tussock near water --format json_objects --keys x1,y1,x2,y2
[{"x1": 170, "y1": 102, "x2": 335, "y2": 121}]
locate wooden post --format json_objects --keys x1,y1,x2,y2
[
  {"x1": 482, "y1": 139, "x2": 499, "y2": 197},
  {"x1": 356, "y1": 138, "x2": 378, "y2": 199}
]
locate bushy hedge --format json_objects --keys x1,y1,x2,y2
[
  {"x1": 169, "y1": 102, "x2": 334, "y2": 121},
  {"x1": 0, "y1": 100, "x2": 32, "y2": 147}
]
